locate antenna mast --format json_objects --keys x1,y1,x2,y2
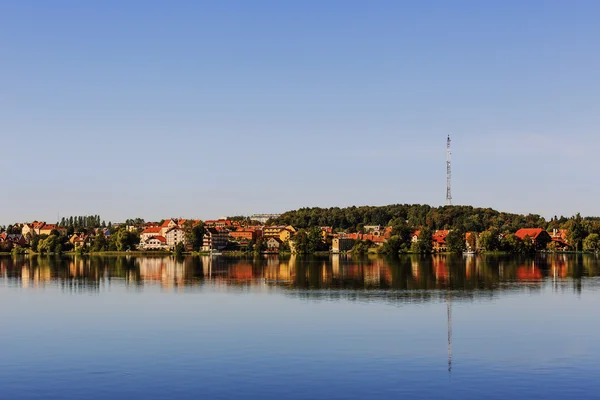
[{"x1": 446, "y1": 135, "x2": 452, "y2": 206}]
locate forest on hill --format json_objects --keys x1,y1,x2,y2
[{"x1": 270, "y1": 204, "x2": 600, "y2": 233}]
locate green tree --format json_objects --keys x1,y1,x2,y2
[
  {"x1": 390, "y1": 218, "x2": 412, "y2": 249},
  {"x1": 583, "y1": 233, "x2": 600, "y2": 252},
  {"x1": 351, "y1": 239, "x2": 370, "y2": 256},
  {"x1": 416, "y1": 228, "x2": 433, "y2": 253},
  {"x1": 92, "y1": 232, "x2": 107, "y2": 252},
  {"x1": 254, "y1": 237, "x2": 266, "y2": 254},
  {"x1": 379, "y1": 235, "x2": 402, "y2": 256},
  {"x1": 478, "y1": 229, "x2": 500, "y2": 251},
  {"x1": 307, "y1": 226, "x2": 325, "y2": 253},
  {"x1": 173, "y1": 241, "x2": 185, "y2": 257},
  {"x1": 546, "y1": 241, "x2": 560, "y2": 252},
  {"x1": 291, "y1": 230, "x2": 309, "y2": 254},
  {"x1": 30, "y1": 236, "x2": 42, "y2": 253},
  {"x1": 501, "y1": 233, "x2": 523, "y2": 253},
  {"x1": 567, "y1": 213, "x2": 586, "y2": 252},
  {"x1": 446, "y1": 230, "x2": 466, "y2": 253},
  {"x1": 39, "y1": 235, "x2": 58, "y2": 254},
  {"x1": 184, "y1": 223, "x2": 205, "y2": 252}
]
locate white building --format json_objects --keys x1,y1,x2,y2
[
  {"x1": 143, "y1": 236, "x2": 168, "y2": 250},
  {"x1": 165, "y1": 227, "x2": 186, "y2": 248}
]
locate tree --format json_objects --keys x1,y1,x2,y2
[
  {"x1": 291, "y1": 230, "x2": 308, "y2": 254},
  {"x1": 501, "y1": 233, "x2": 523, "y2": 253},
  {"x1": 92, "y1": 232, "x2": 107, "y2": 252},
  {"x1": 307, "y1": 226, "x2": 325, "y2": 253},
  {"x1": 546, "y1": 241, "x2": 560, "y2": 252},
  {"x1": 351, "y1": 239, "x2": 370, "y2": 256},
  {"x1": 583, "y1": 233, "x2": 600, "y2": 252},
  {"x1": 379, "y1": 235, "x2": 402, "y2": 256},
  {"x1": 186, "y1": 224, "x2": 205, "y2": 251},
  {"x1": 390, "y1": 218, "x2": 412, "y2": 249},
  {"x1": 173, "y1": 241, "x2": 185, "y2": 257},
  {"x1": 109, "y1": 229, "x2": 139, "y2": 251},
  {"x1": 446, "y1": 230, "x2": 466, "y2": 253},
  {"x1": 568, "y1": 213, "x2": 586, "y2": 252},
  {"x1": 29, "y1": 236, "x2": 41, "y2": 253},
  {"x1": 39, "y1": 235, "x2": 58, "y2": 254},
  {"x1": 478, "y1": 229, "x2": 500, "y2": 251},
  {"x1": 415, "y1": 228, "x2": 433, "y2": 253},
  {"x1": 254, "y1": 237, "x2": 266, "y2": 255}
]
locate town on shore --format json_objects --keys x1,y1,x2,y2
[{"x1": 1, "y1": 204, "x2": 599, "y2": 256}]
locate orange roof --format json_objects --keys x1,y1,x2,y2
[
  {"x1": 40, "y1": 224, "x2": 63, "y2": 231},
  {"x1": 141, "y1": 227, "x2": 162, "y2": 234},
  {"x1": 515, "y1": 228, "x2": 545, "y2": 240},
  {"x1": 161, "y1": 219, "x2": 174, "y2": 227},
  {"x1": 147, "y1": 236, "x2": 167, "y2": 243}
]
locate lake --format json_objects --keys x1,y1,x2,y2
[{"x1": 1, "y1": 254, "x2": 599, "y2": 399}]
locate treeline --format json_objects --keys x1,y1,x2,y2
[
  {"x1": 270, "y1": 204, "x2": 600, "y2": 233},
  {"x1": 26, "y1": 227, "x2": 141, "y2": 255},
  {"x1": 59, "y1": 215, "x2": 104, "y2": 229}
]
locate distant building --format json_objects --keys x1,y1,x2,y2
[
  {"x1": 332, "y1": 237, "x2": 354, "y2": 253},
  {"x1": 250, "y1": 214, "x2": 280, "y2": 224}
]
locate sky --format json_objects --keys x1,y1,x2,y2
[{"x1": 1, "y1": 0, "x2": 599, "y2": 224}]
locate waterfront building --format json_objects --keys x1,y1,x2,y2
[
  {"x1": 202, "y1": 228, "x2": 229, "y2": 251},
  {"x1": 514, "y1": 228, "x2": 551, "y2": 250},
  {"x1": 332, "y1": 237, "x2": 354, "y2": 253},
  {"x1": 165, "y1": 227, "x2": 186, "y2": 248}
]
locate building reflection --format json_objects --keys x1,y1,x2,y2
[{"x1": 0, "y1": 253, "x2": 598, "y2": 297}]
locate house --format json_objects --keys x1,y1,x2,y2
[
  {"x1": 165, "y1": 227, "x2": 186, "y2": 248},
  {"x1": 548, "y1": 229, "x2": 570, "y2": 250},
  {"x1": 263, "y1": 225, "x2": 296, "y2": 242},
  {"x1": 143, "y1": 236, "x2": 168, "y2": 250},
  {"x1": 332, "y1": 237, "x2": 354, "y2": 253},
  {"x1": 514, "y1": 228, "x2": 551, "y2": 250},
  {"x1": 363, "y1": 225, "x2": 382, "y2": 232},
  {"x1": 202, "y1": 228, "x2": 229, "y2": 251},
  {"x1": 39, "y1": 224, "x2": 67, "y2": 236},
  {"x1": 204, "y1": 219, "x2": 233, "y2": 228},
  {"x1": 3, "y1": 234, "x2": 27, "y2": 247},
  {"x1": 432, "y1": 230, "x2": 450, "y2": 252},
  {"x1": 22, "y1": 221, "x2": 46, "y2": 237},
  {"x1": 343, "y1": 233, "x2": 386, "y2": 245},
  {"x1": 266, "y1": 237, "x2": 282, "y2": 253},
  {"x1": 140, "y1": 227, "x2": 162, "y2": 243},
  {"x1": 159, "y1": 219, "x2": 178, "y2": 236},
  {"x1": 410, "y1": 230, "x2": 421, "y2": 243},
  {"x1": 229, "y1": 227, "x2": 260, "y2": 242},
  {"x1": 465, "y1": 232, "x2": 479, "y2": 252},
  {"x1": 70, "y1": 234, "x2": 91, "y2": 248}
]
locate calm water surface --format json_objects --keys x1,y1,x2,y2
[{"x1": 1, "y1": 254, "x2": 600, "y2": 399}]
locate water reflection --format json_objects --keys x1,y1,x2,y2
[{"x1": 1, "y1": 253, "x2": 599, "y2": 298}]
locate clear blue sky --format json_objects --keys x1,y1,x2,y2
[{"x1": 2, "y1": 0, "x2": 599, "y2": 224}]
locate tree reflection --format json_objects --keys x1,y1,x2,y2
[{"x1": 1, "y1": 254, "x2": 600, "y2": 300}]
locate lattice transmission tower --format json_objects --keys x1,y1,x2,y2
[{"x1": 446, "y1": 135, "x2": 452, "y2": 206}]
